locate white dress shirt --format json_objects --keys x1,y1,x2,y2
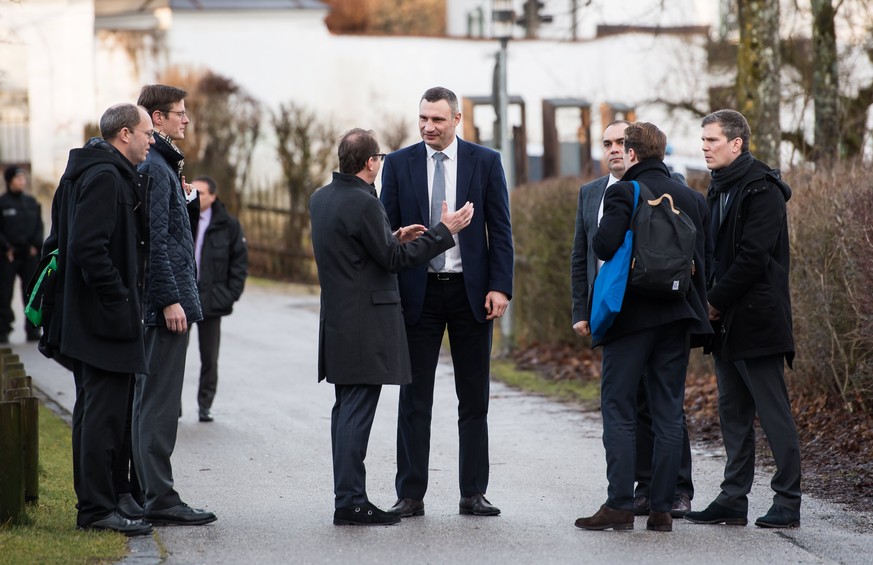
[{"x1": 425, "y1": 137, "x2": 461, "y2": 273}]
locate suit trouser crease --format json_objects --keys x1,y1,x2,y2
[
  {"x1": 714, "y1": 354, "x2": 802, "y2": 512},
  {"x1": 634, "y1": 375, "x2": 694, "y2": 498},
  {"x1": 132, "y1": 325, "x2": 189, "y2": 512},
  {"x1": 396, "y1": 277, "x2": 492, "y2": 500},
  {"x1": 332, "y1": 384, "x2": 382, "y2": 508},
  {"x1": 197, "y1": 317, "x2": 222, "y2": 412},
  {"x1": 601, "y1": 322, "x2": 688, "y2": 512},
  {"x1": 72, "y1": 361, "x2": 132, "y2": 526}
]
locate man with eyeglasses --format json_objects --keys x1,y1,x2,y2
[
  {"x1": 132, "y1": 84, "x2": 216, "y2": 526},
  {"x1": 310, "y1": 128, "x2": 474, "y2": 525},
  {"x1": 43, "y1": 103, "x2": 154, "y2": 535}
]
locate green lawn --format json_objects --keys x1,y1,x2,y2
[{"x1": 0, "y1": 404, "x2": 128, "y2": 565}]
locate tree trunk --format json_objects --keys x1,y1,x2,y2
[
  {"x1": 736, "y1": 0, "x2": 781, "y2": 167},
  {"x1": 811, "y1": 0, "x2": 840, "y2": 164}
]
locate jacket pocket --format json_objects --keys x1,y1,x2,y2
[
  {"x1": 371, "y1": 290, "x2": 400, "y2": 305},
  {"x1": 87, "y1": 291, "x2": 139, "y2": 341}
]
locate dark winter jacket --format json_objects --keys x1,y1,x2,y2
[
  {"x1": 197, "y1": 199, "x2": 247, "y2": 318},
  {"x1": 707, "y1": 155, "x2": 794, "y2": 365},
  {"x1": 592, "y1": 158, "x2": 712, "y2": 347},
  {"x1": 0, "y1": 190, "x2": 43, "y2": 255},
  {"x1": 138, "y1": 135, "x2": 202, "y2": 327},
  {"x1": 42, "y1": 138, "x2": 149, "y2": 374}
]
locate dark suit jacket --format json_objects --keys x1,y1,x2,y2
[
  {"x1": 380, "y1": 138, "x2": 514, "y2": 324},
  {"x1": 571, "y1": 175, "x2": 609, "y2": 325},
  {"x1": 310, "y1": 172, "x2": 455, "y2": 385},
  {"x1": 592, "y1": 158, "x2": 712, "y2": 346}
]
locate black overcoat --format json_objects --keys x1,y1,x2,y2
[
  {"x1": 309, "y1": 172, "x2": 454, "y2": 385},
  {"x1": 42, "y1": 138, "x2": 149, "y2": 374},
  {"x1": 707, "y1": 157, "x2": 794, "y2": 365}
]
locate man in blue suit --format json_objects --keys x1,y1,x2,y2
[{"x1": 380, "y1": 86, "x2": 514, "y2": 518}]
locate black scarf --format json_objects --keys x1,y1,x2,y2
[
  {"x1": 154, "y1": 132, "x2": 185, "y2": 177},
  {"x1": 709, "y1": 151, "x2": 754, "y2": 194}
]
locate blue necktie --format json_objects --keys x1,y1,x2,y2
[{"x1": 429, "y1": 152, "x2": 447, "y2": 272}]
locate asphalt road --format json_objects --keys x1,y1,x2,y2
[{"x1": 14, "y1": 281, "x2": 873, "y2": 564}]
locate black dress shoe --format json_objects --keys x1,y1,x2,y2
[
  {"x1": 389, "y1": 498, "x2": 424, "y2": 517},
  {"x1": 671, "y1": 492, "x2": 692, "y2": 518},
  {"x1": 334, "y1": 502, "x2": 401, "y2": 526},
  {"x1": 684, "y1": 500, "x2": 747, "y2": 525},
  {"x1": 80, "y1": 510, "x2": 153, "y2": 537},
  {"x1": 755, "y1": 503, "x2": 800, "y2": 528},
  {"x1": 199, "y1": 410, "x2": 214, "y2": 423},
  {"x1": 633, "y1": 495, "x2": 650, "y2": 516},
  {"x1": 459, "y1": 493, "x2": 500, "y2": 516},
  {"x1": 117, "y1": 493, "x2": 144, "y2": 519},
  {"x1": 145, "y1": 502, "x2": 217, "y2": 526}
]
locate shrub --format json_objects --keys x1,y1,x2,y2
[
  {"x1": 788, "y1": 161, "x2": 873, "y2": 413},
  {"x1": 510, "y1": 177, "x2": 584, "y2": 349}
]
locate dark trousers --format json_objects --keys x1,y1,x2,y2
[
  {"x1": 196, "y1": 317, "x2": 222, "y2": 412},
  {"x1": 112, "y1": 381, "x2": 142, "y2": 502},
  {"x1": 0, "y1": 253, "x2": 39, "y2": 336},
  {"x1": 72, "y1": 360, "x2": 131, "y2": 527},
  {"x1": 396, "y1": 276, "x2": 492, "y2": 500},
  {"x1": 714, "y1": 354, "x2": 802, "y2": 512},
  {"x1": 332, "y1": 384, "x2": 381, "y2": 508},
  {"x1": 601, "y1": 322, "x2": 689, "y2": 513},
  {"x1": 132, "y1": 325, "x2": 189, "y2": 513},
  {"x1": 634, "y1": 376, "x2": 694, "y2": 499}
]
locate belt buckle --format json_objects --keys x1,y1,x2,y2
[{"x1": 435, "y1": 272, "x2": 452, "y2": 281}]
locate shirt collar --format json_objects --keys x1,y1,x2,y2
[{"x1": 425, "y1": 136, "x2": 458, "y2": 161}]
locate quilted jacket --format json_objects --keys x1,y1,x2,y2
[{"x1": 138, "y1": 135, "x2": 202, "y2": 327}]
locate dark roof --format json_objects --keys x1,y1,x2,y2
[{"x1": 169, "y1": 0, "x2": 327, "y2": 9}]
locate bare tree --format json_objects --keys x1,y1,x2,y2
[
  {"x1": 736, "y1": 0, "x2": 782, "y2": 166},
  {"x1": 272, "y1": 102, "x2": 337, "y2": 277},
  {"x1": 811, "y1": 0, "x2": 840, "y2": 164}
]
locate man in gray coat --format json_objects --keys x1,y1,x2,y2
[{"x1": 309, "y1": 128, "x2": 473, "y2": 526}]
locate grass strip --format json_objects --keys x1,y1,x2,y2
[
  {"x1": 0, "y1": 403, "x2": 127, "y2": 565},
  {"x1": 491, "y1": 358, "x2": 600, "y2": 408}
]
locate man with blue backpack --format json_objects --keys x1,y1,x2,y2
[{"x1": 575, "y1": 122, "x2": 711, "y2": 533}]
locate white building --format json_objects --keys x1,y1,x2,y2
[{"x1": 1, "y1": 0, "x2": 869, "y2": 188}]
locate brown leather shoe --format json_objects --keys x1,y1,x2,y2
[
  {"x1": 647, "y1": 511, "x2": 673, "y2": 532},
  {"x1": 575, "y1": 504, "x2": 634, "y2": 531}
]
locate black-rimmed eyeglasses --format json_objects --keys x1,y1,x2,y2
[{"x1": 371, "y1": 154, "x2": 386, "y2": 162}]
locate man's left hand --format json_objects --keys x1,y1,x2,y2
[{"x1": 484, "y1": 291, "x2": 509, "y2": 321}]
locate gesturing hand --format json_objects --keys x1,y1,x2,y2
[{"x1": 441, "y1": 201, "x2": 474, "y2": 235}]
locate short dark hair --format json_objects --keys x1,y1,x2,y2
[
  {"x1": 338, "y1": 128, "x2": 379, "y2": 175},
  {"x1": 421, "y1": 86, "x2": 459, "y2": 115},
  {"x1": 701, "y1": 109, "x2": 751, "y2": 152},
  {"x1": 624, "y1": 122, "x2": 667, "y2": 161},
  {"x1": 604, "y1": 119, "x2": 631, "y2": 130},
  {"x1": 193, "y1": 175, "x2": 218, "y2": 195},
  {"x1": 137, "y1": 84, "x2": 188, "y2": 116},
  {"x1": 100, "y1": 103, "x2": 144, "y2": 141}
]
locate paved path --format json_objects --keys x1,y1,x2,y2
[{"x1": 14, "y1": 282, "x2": 873, "y2": 564}]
